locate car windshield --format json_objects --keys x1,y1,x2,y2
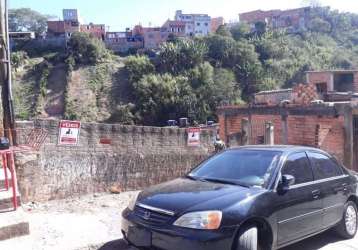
[{"x1": 188, "y1": 149, "x2": 281, "y2": 188}]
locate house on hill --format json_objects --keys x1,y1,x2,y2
[
  {"x1": 239, "y1": 7, "x2": 311, "y2": 32},
  {"x1": 217, "y1": 69, "x2": 358, "y2": 172}
]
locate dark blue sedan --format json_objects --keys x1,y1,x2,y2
[{"x1": 122, "y1": 146, "x2": 358, "y2": 250}]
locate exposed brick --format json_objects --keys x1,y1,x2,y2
[{"x1": 219, "y1": 110, "x2": 346, "y2": 166}]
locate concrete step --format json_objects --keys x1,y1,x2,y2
[
  {"x1": 0, "y1": 188, "x2": 20, "y2": 211},
  {"x1": 0, "y1": 207, "x2": 29, "y2": 241},
  {"x1": 0, "y1": 167, "x2": 12, "y2": 189}
]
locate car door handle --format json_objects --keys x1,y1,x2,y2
[
  {"x1": 312, "y1": 190, "x2": 321, "y2": 199},
  {"x1": 334, "y1": 183, "x2": 348, "y2": 192}
]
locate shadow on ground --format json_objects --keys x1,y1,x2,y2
[{"x1": 98, "y1": 230, "x2": 349, "y2": 250}]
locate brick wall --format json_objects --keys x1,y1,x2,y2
[
  {"x1": 218, "y1": 107, "x2": 347, "y2": 165},
  {"x1": 286, "y1": 115, "x2": 345, "y2": 161},
  {"x1": 80, "y1": 24, "x2": 106, "y2": 40},
  {"x1": 354, "y1": 72, "x2": 358, "y2": 92},
  {"x1": 307, "y1": 72, "x2": 333, "y2": 91},
  {"x1": 239, "y1": 10, "x2": 280, "y2": 24},
  {"x1": 15, "y1": 120, "x2": 215, "y2": 202}
]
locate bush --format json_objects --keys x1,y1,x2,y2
[
  {"x1": 124, "y1": 55, "x2": 155, "y2": 83},
  {"x1": 158, "y1": 39, "x2": 208, "y2": 74},
  {"x1": 11, "y1": 51, "x2": 28, "y2": 70},
  {"x1": 308, "y1": 17, "x2": 332, "y2": 33},
  {"x1": 68, "y1": 32, "x2": 110, "y2": 65}
]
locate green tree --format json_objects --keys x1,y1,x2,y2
[
  {"x1": 68, "y1": 32, "x2": 110, "y2": 65},
  {"x1": 9, "y1": 8, "x2": 53, "y2": 36},
  {"x1": 254, "y1": 21, "x2": 267, "y2": 36},
  {"x1": 204, "y1": 34, "x2": 237, "y2": 67},
  {"x1": 133, "y1": 73, "x2": 192, "y2": 125},
  {"x1": 216, "y1": 25, "x2": 232, "y2": 37},
  {"x1": 187, "y1": 63, "x2": 242, "y2": 121},
  {"x1": 230, "y1": 23, "x2": 251, "y2": 41},
  {"x1": 158, "y1": 39, "x2": 207, "y2": 74},
  {"x1": 308, "y1": 17, "x2": 332, "y2": 33},
  {"x1": 124, "y1": 55, "x2": 155, "y2": 83}
]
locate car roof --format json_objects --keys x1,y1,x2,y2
[{"x1": 227, "y1": 145, "x2": 327, "y2": 154}]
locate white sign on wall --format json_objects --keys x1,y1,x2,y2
[
  {"x1": 58, "y1": 120, "x2": 81, "y2": 145},
  {"x1": 187, "y1": 127, "x2": 201, "y2": 147}
]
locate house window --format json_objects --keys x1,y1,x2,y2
[
  {"x1": 87, "y1": 26, "x2": 90, "y2": 30},
  {"x1": 204, "y1": 23, "x2": 208, "y2": 26},
  {"x1": 197, "y1": 22, "x2": 200, "y2": 26}
]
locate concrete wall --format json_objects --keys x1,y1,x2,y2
[{"x1": 15, "y1": 120, "x2": 215, "y2": 202}]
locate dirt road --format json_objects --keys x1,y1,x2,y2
[
  {"x1": 98, "y1": 231, "x2": 358, "y2": 250},
  {"x1": 0, "y1": 191, "x2": 357, "y2": 250}
]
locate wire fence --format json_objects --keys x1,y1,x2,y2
[{"x1": 0, "y1": 128, "x2": 48, "y2": 151}]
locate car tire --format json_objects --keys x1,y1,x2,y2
[
  {"x1": 335, "y1": 201, "x2": 358, "y2": 239},
  {"x1": 237, "y1": 226, "x2": 259, "y2": 250}
]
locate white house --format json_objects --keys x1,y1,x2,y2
[{"x1": 175, "y1": 10, "x2": 211, "y2": 37}]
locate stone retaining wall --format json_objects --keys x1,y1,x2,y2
[{"x1": 15, "y1": 120, "x2": 215, "y2": 202}]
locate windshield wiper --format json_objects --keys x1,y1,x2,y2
[
  {"x1": 186, "y1": 175, "x2": 198, "y2": 181},
  {"x1": 201, "y1": 177, "x2": 250, "y2": 188}
]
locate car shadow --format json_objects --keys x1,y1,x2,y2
[
  {"x1": 98, "y1": 239, "x2": 135, "y2": 250},
  {"x1": 98, "y1": 230, "x2": 347, "y2": 250},
  {"x1": 281, "y1": 230, "x2": 344, "y2": 250}
]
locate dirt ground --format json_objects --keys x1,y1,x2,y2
[
  {"x1": 0, "y1": 191, "x2": 138, "y2": 250},
  {"x1": 0, "y1": 191, "x2": 357, "y2": 250}
]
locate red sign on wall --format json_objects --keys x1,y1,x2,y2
[
  {"x1": 58, "y1": 120, "x2": 81, "y2": 145},
  {"x1": 187, "y1": 127, "x2": 201, "y2": 147}
]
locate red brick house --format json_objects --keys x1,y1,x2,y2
[
  {"x1": 105, "y1": 31, "x2": 143, "y2": 53},
  {"x1": 217, "y1": 71, "x2": 358, "y2": 172},
  {"x1": 47, "y1": 20, "x2": 80, "y2": 38},
  {"x1": 239, "y1": 9, "x2": 281, "y2": 24},
  {"x1": 239, "y1": 7, "x2": 311, "y2": 31},
  {"x1": 306, "y1": 70, "x2": 358, "y2": 94},
  {"x1": 161, "y1": 20, "x2": 186, "y2": 38},
  {"x1": 142, "y1": 27, "x2": 166, "y2": 50},
  {"x1": 211, "y1": 17, "x2": 225, "y2": 33},
  {"x1": 80, "y1": 23, "x2": 106, "y2": 40}
]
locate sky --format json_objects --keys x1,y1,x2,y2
[{"x1": 9, "y1": 0, "x2": 358, "y2": 31}]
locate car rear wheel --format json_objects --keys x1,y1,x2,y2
[
  {"x1": 335, "y1": 201, "x2": 358, "y2": 239},
  {"x1": 237, "y1": 226, "x2": 259, "y2": 250}
]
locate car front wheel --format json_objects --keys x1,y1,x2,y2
[
  {"x1": 335, "y1": 201, "x2": 358, "y2": 239},
  {"x1": 237, "y1": 226, "x2": 259, "y2": 250}
]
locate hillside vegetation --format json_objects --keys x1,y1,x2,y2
[{"x1": 12, "y1": 7, "x2": 358, "y2": 125}]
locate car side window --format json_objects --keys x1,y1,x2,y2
[
  {"x1": 307, "y1": 152, "x2": 343, "y2": 180},
  {"x1": 282, "y1": 152, "x2": 314, "y2": 185}
]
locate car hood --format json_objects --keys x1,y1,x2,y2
[{"x1": 137, "y1": 178, "x2": 265, "y2": 215}]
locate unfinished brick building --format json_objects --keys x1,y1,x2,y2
[{"x1": 218, "y1": 71, "x2": 358, "y2": 172}]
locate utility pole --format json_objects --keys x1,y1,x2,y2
[{"x1": 0, "y1": 0, "x2": 16, "y2": 145}]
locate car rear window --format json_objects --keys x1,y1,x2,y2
[{"x1": 307, "y1": 152, "x2": 343, "y2": 180}]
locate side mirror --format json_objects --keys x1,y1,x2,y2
[{"x1": 278, "y1": 175, "x2": 295, "y2": 193}]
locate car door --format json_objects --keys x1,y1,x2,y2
[
  {"x1": 307, "y1": 151, "x2": 348, "y2": 229},
  {"x1": 276, "y1": 152, "x2": 323, "y2": 246}
]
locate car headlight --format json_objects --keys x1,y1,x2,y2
[
  {"x1": 128, "y1": 192, "x2": 140, "y2": 211},
  {"x1": 173, "y1": 211, "x2": 222, "y2": 230}
]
